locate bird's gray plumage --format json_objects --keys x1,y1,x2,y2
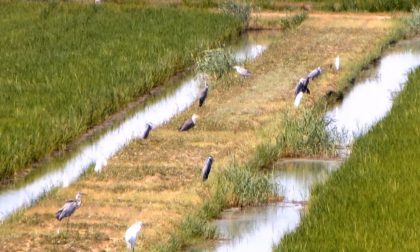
[
  {"x1": 307, "y1": 67, "x2": 321, "y2": 80},
  {"x1": 198, "y1": 83, "x2": 208, "y2": 107},
  {"x1": 294, "y1": 77, "x2": 310, "y2": 97},
  {"x1": 179, "y1": 114, "x2": 198, "y2": 132},
  {"x1": 56, "y1": 192, "x2": 83, "y2": 221},
  {"x1": 201, "y1": 156, "x2": 213, "y2": 181},
  {"x1": 142, "y1": 123, "x2": 153, "y2": 139}
]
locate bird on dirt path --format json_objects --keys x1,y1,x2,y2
[
  {"x1": 179, "y1": 114, "x2": 199, "y2": 132},
  {"x1": 198, "y1": 82, "x2": 209, "y2": 107},
  {"x1": 201, "y1": 156, "x2": 214, "y2": 181},
  {"x1": 56, "y1": 192, "x2": 85, "y2": 229},
  {"x1": 142, "y1": 123, "x2": 153, "y2": 139},
  {"x1": 233, "y1": 65, "x2": 251, "y2": 77},
  {"x1": 125, "y1": 221, "x2": 143, "y2": 252},
  {"x1": 307, "y1": 67, "x2": 322, "y2": 80}
]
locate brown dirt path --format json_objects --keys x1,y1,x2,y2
[{"x1": 0, "y1": 12, "x2": 396, "y2": 251}]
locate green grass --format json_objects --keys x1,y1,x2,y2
[
  {"x1": 0, "y1": 2, "x2": 242, "y2": 181},
  {"x1": 278, "y1": 67, "x2": 420, "y2": 250}
]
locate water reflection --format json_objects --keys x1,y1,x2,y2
[
  {"x1": 0, "y1": 38, "x2": 268, "y2": 222},
  {"x1": 203, "y1": 160, "x2": 340, "y2": 252}
]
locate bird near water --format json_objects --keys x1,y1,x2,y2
[
  {"x1": 233, "y1": 65, "x2": 251, "y2": 77},
  {"x1": 294, "y1": 77, "x2": 311, "y2": 107},
  {"x1": 125, "y1": 221, "x2": 143, "y2": 251},
  {"x1": 55, "y1": 192, "x2": 85, "y2": 229},
  {"x1": 307, "y1": 67, "x2": 322, "y2": 80},
  {"x1": 198, "y1": 82, "x2": 209, "y2": 107},
  {"x1": 202, "y1": 156, "x2": 214, "y2": 181},
  {"x1": 179, "y1": 114, "x2": 199, "y2": 132},
  {"x1": 142, "y1": 123, "x2": 153, "y2": 139}
]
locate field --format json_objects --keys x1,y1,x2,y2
[
  {"x1": 0, "y1": 8, "x2": 399, "y2": 251},
  {"x1": 279, "y1": 68, "x2": 420, "y2": 251},
  {"x1": 0, "y1": 1, "x2": 242, "y2": 182}
]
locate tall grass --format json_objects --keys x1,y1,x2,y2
[
  {"x1": 0, "y1": 2, "x2": 242, "y2": 181},
  {"x1": 278, "y1": 68, "x2": 420, "y2": 250}
]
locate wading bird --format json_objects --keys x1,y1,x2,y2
[
  {"x1": 233, "y1": 65, "x2": 251, "y2": 77},
  {"x1": 294, "y1": 77, "x2": 310, "y2": 107},
  {"x1": 198, "y1": 82, "x2": 209, "y2": 107},
  {"x1": 142, "y1": 123, "x2": 153, "y2": 139},
  {"x1": 335, "y1": 56, "x2": 340, "y2": 71},
  {"x1": 202, "y1": 156, "x2": 214, "y2": 181},
  {"x1": 307, "y1": 67, "x2": 322, "y2": 80},
  {"x1": 125, "y1": 221, "x2": 143, "y2": 251},
  {"x1": 56, "y1": 192, "x2": 85, "y2": 229},
  {"x1": 179, "y1": 114, "x2": 199, "y2": 132}
]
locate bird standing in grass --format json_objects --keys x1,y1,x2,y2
[
  {"x1": 294, "y1": 77, "x2": 311, "y2": 107},
  {"x1": 233, "y1": 65, "x2": 251, "y2": 77},
  {"x1": 56, "y1": 192, "x2": 85, "y2": 229},
  {"x1": 202, "y1": 156, "x2": 214, "y2": 181},
  {"x1": 179, "y1": 114, "x2": 199, "y2": 132},
  {"x1": 125, "y1": 221, "x2": 143, "y2": 252},
  {"x1": 142, "y1": 123, "x2": 153, "y2": 139},
  {"x1": 198, "y1": 82, "x2": 209, "y2": 107},
  {"x1": 307, "y1": 67, "x2": 322, "y2": 80}
]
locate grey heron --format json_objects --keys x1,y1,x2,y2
[
  {"x1": 142, "y1": 123, "x2": 153, "y2": 139},
  {"x1": 233, "y1": 65, "x2": 251, "y2": 77},
  {"x1": 202, "y1": 156, "x2": 214, "y2": 181},
  {"x1": 294, "y1": 77, "x2": 310, "y2": 97},
  {"x1": 198, "y1": 83, "x2": 209, "y2": 107},
  {"x1": 125, "y1": 221, "x2": 143, "y2": 251},
  {"x1": 56, "y1": 192, "x2": 85, "y2": 229},
  {"x1": 307, "y1": 67, "x2": 322, "y2": 80},
  {"x1": 179, "y1": 114, "x2": 199, "y2": 132}
]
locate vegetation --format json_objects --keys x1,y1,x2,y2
[
  {"x1": 278, "y1": 67, "x2": 420, "y2": 251},
  {"x1": 405, "y1": 7, "x2": 420, "y2": 35},
  {"x1": 0, "y1": 2, "x2": 242, "y2": 181},
  {"x1": 196, "y1": 48, "x2": 235, "y2": 79}
]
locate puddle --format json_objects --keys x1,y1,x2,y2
[
  {"x1": 326, "y1": 43, "x2": 420, "y2": 144},
  {"x1": 194, "y1": 160, "x2": 340, "y2": 252},
  {"x1": 0, "y1": 34, "x2": 269, "y2": 222}
]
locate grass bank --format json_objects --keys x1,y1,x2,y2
[
  {"x1": 278, "y1": 67, "x2": 420, "y2": 251},
  {"x1": 0, "y1": 2, "x2": 242, "y2": 181}
]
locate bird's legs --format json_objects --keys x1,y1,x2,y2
[{"x1": 66, "y1": 217, "x2": 70, "y2": 232}]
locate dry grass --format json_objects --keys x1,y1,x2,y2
[{"x1": 0, "y1": 12, "x2": 396, "y2": 251}]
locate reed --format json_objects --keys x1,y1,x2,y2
[{"x1": 0, "y1": 2, "x2": 242, "y2": 181}]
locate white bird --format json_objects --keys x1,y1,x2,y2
[
  {"x1": 94, "y1": 155, "x2": 107, "y2": 172},
  {"x1": 125, "y1": 221, "x2": 143, "y2": 251},
  {"x1": 335, "y1": 56, "x2": 340, "y2": 71},
  {"x1": 233, "y1": 65, "x2": 251, "y2": 77},
  {"x1": 95, "y1": 0, "x2": 101, "y2": 4}
]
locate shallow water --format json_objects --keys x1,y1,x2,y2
[
  {"x1": 326, "y1": 44, "x2": 420, "y2": 144},
  {"x1": 196, "y1": 160, "x2": 340, "y2": 252},
  {"x1": 0, "y1": 35, "x2": 268, "y2": 222}
]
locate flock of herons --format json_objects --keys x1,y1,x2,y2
[{"x1": 55, "y1": 56, "x2": 339, "y2": 250}]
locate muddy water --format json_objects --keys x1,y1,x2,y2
[
  {"x1": 326, "y1": 39, "x2": 420, "y2": 144},
  {"x1": 0, "y1": 35, "x2": 269, "y2": 222},
  {"x1": 195, "y1": 160, "x2": 340, "y2": 252}
]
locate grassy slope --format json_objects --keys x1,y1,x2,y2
[
  {"x1": 0, "y1": 13, "x2": 395, "y2": 251},
  {"x1": 0, "y1": 2, "x2": 241, "y2": 180},
  {"x1": 279, "y1": 66, "x2": 420, "y2": 250}
]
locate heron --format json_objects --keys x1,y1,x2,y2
[
  {"x1": 233, "y1": 65, "x2": 251, "y2": 77},
  {"x1": 125, "y1": 221, "x2": 143, "y2": 251},
  {"x1": 202, "y1": 156, "x2": 214, "y2": 181},
  {"x1": 142, "y1": 123, "x2": 153, "y2": 139},
  {"x1": 198, "y1": 82, "x2": 209, "y2": 107},
  {"x1": 179, "y1": 114, "x2": 199, "y2": 132},
  {"x1": 56, "y1": 192, "x2": 85, "y2": 229},
  {"x1": 307, "y1": 67, "x2": 322, "y2": 80},
  {"x1": 335, "y1": 56, "x2": 340, "y2": 71},
  {"x1": 294, "y1": 77, "x2": 310, "y2": 107}
]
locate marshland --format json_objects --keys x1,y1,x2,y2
[{"x1": 1, "y1": 0, "x2": 420, "y2": 251}]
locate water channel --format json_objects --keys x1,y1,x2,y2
[
  {"x1": 0, "y1": 33, "x2": 271, "y2": 222},
  {"x1": 197, "y1": 37, "x2": 420, "y2": 252}
]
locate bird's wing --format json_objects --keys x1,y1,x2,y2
[{"x1": 179, "y1": 119, "x2": 193, "y2": 131}]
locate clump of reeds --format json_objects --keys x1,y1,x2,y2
[
  {"x1": 196, "y1": 48, "x2": 236, "y2": 79},
  {"x1": 280, "y1": 12, "x2": 307, "y2": 29},
  {"x1": 221, "y1": 0, "x2": 251, "y2": 27},
  {"x1": 404, "y1": 8, "x2": 420, "y2": 35}
]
